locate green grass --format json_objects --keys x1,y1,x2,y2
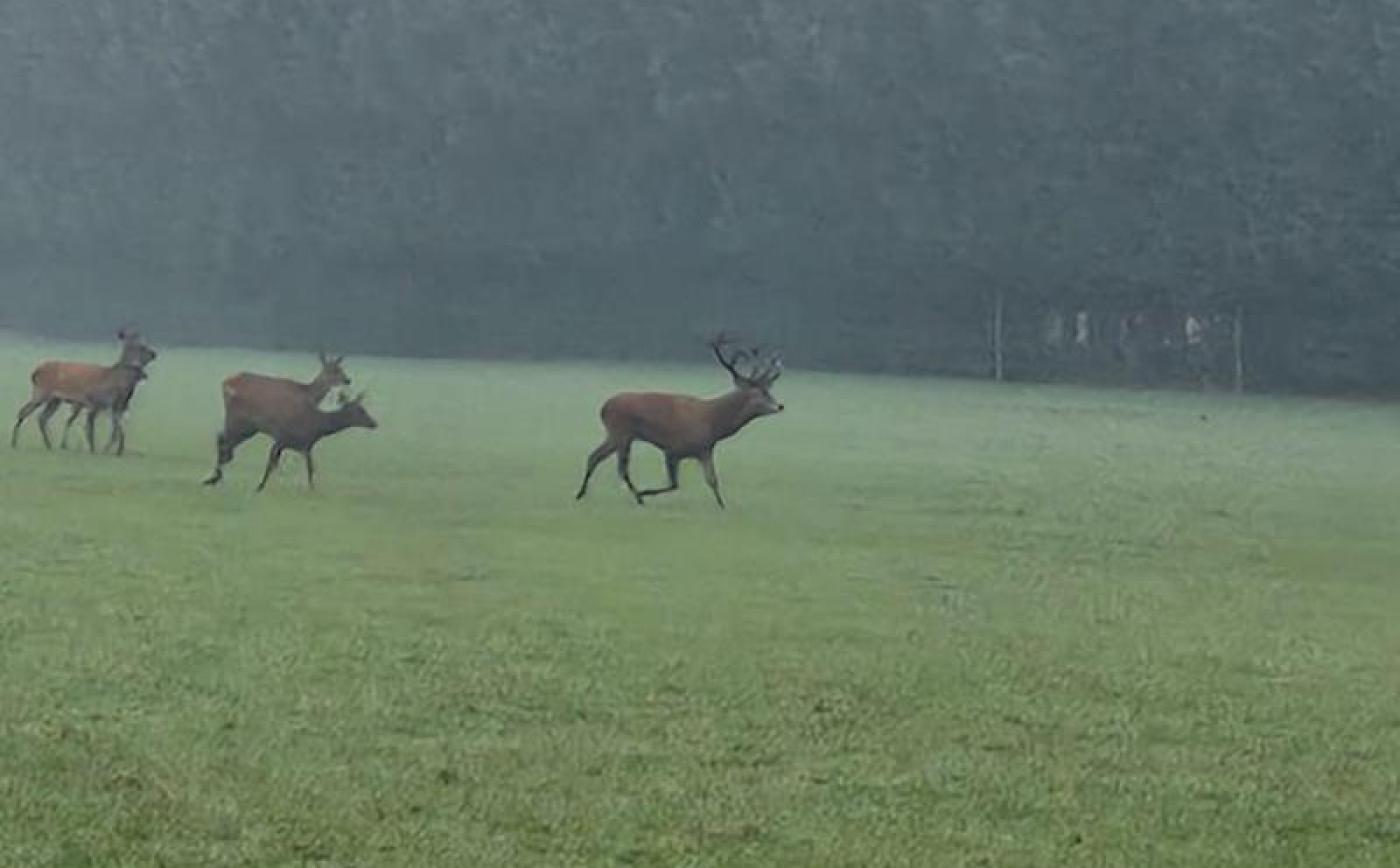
[{"x1": 1, "y1": 334, "x2": 1399, "y2": 867}]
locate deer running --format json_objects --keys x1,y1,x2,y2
[
  {"x1": 202, "y1": 354, "x2": 375, "y2": 491},
  {"x1": 575, "y1": 335, "x2": 784, "y2": 508},
  {"x1": 11, "y1": 328, "x2": 158, "y2": 454}
]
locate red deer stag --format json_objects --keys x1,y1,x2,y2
[
  {"x1": 11, "y1": 329, "x2": 158, "y2": 454},
  {"x1": 575, "y1": 335, "x2": 784, "y2": 508},
  {"x1": 202, "y1": 357, "x2": 375, "y2": 491}
]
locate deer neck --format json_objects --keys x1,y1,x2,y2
[
  {"x1": 306, "y1": 372, "x2": 336, "y2": 404},
  {"x1": 310, "y1": 406, "x2": 363, "y2": 442},
  {"x1": 111, "y1": 362, "x2": 146, "y2": 385},
  {"x1": 706, "y1": 390, "x2": 759, "y2": 442},
  {"x1": 312, "y1": 407, "x2": 349, "y2": 438}
]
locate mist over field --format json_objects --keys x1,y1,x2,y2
[
  {"x1": 4, "y1": 338, "x2": 1400, "y2": 867},
  {"x1": 0, "y1": 2, "x2": 1398, "y2": 390},
  {"x1": 4, "y1": 4, "x2": 1400, "y2": 866}
]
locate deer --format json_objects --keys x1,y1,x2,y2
[
  {"x1": 11, "y1": 328, "x2": 158, "y2": 454},
  {"x1": 198, "y1": 352, "x2": 351, "y2": 485},
  {"x1": 202, "y1": 354, "x2": 375, "y2": 491},
  {"x1": 201, "y1": 389, "x2": 377, "y2": 492},
  {"x1": 574, "y1": 335, "x2": 784, "y2": 509},
  {"x1": 57, "y1": 364, "x2": 149, "y2": 452}
]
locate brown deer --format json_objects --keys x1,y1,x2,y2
[
  {"x1": 203, "y1": 365, "x2": 375, "y2": 492},
  {"x1": 575, "y1": 335, "x2": 784, "y2": 508},
  {"x1": 199, "y1": 352, "x2": 351, "y2": 485},
  {"x1": 202, "y1": 389, "x2": 377, "y2": 492},
  {"x1": 57, "y1": 365, "x2": 149, "y2": 453},
  {"x1": 11, "y1": 329, "x2": 158, "y2": 454}
]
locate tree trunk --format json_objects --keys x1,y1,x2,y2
[{"x1": 1233, "y1": 304, "x2": 1245, "y2": 394}]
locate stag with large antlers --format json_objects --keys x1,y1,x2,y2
[
  {"x1": 11, "y1": 328, "x2": 158, "y2": 454},
  {"x1": 201, "y1": 353, "x2": 362, "y2": 490},
  {"x1": 575, "y1": 335, "x2": 784, "y2": 508}
]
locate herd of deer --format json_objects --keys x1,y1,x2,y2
[{"x1": 9, "y1": 329, "x2": 784, "y2": 506}]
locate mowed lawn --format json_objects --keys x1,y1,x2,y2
[{"x1": 1, "y1": 335, "x2": 1399, "y2": 867}]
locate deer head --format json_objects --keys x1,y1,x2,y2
[
  {"x1": 318, "y1": 351, "x2": 352, "y2": 388},
  {"x1": 335, "y1": 390, "x2": 378, "y2": 429},
  {"x1": 117, "y1": 327, "x2": 158, "y2": 367},
  {"x1": 709, "y1": 334, "x2": 784, "y2": 416}
]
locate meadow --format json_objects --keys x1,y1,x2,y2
[{"x1": 1, "y1": 334, "x2": 1399, "y2": 867}]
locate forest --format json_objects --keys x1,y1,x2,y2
[{"x1": 0, "y1": 1, "x2": 1396, "y2": 392}]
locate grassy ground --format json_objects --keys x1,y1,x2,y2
[{"x1": 1, "y1": 335, "x2": 1398, "y2": 867}]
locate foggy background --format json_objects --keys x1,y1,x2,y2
[{"x1": 0, "y1": 1, "x2": 1397, "y2": 392}]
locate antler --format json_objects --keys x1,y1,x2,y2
[
  {"x1": 709, "y1": 333, "x2": 748, "y2": 383},
  {"x1": 753, "y1": 352, "x2": 783, "y2": 387},
  {"x1": 709, "y1": 333, "x2": 782, "y2": 387}
]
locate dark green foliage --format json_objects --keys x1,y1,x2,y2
[{"x1": 0, "y1": 1, "x2": 1395, "y2": 390}]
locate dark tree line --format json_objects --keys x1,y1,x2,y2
[{"x1": 0, "y1": 1, "x2": 1397, "y2": 392}]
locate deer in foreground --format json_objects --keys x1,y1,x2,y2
[
  {"x1": 575, "y1": 335, "x2": 784, "y2": 508},
  {"x1": 199, "y1": 352, "x2": 351, "y2": 486},
  {"x1": 11, "y1": 329, "x2": 158, "y2": 454}
]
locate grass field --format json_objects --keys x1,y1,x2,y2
[{"x1": 1, "y1": 334, "x2": 1399, "y2": 867}]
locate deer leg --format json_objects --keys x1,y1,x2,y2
[
  {"x1": 255, "y1": 443, "x2": 285, "y2": 493},
  {"x1": 698, "y1": 450, "x2": 725, "y2": 510},
  {"x1": 106, "y1": 411, "x2": 124, "y2": 455},
  {"x1": 203, "y1": 432, "x2": 227, "y2": 486},
  {"x1": 303, "y1": 449, "x2": 315, "y2": 490},
  {"x1": 104, "y1": 412, "x2": 118, "y2": 454},
  {"x1": 12, "y1": 398, "x2": 47, "y2": 448},
  {"x1": 617, "y1": 440, "x2": 644, "y2": 505},
  {"x1": 60, "y1": 403, "x2": 84, "y2": 449},
  {"x1": 575, "y1": 440, "x2": 618, "y2": 500},
  {"x1": 204, "y1": 426, "x2": 256, "y2": 486},
  {"x1": 84, "y1": 408, "x2": 98, "y2": 453},
  {"x1": 36, "y1": 400, "x2": 61, "y2": 450},
  {"x1": 639, "y1": 453, "x2": 682, "y2": 500}
]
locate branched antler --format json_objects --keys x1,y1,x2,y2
[
  {"x1": 709, "y1": 333, "x2": 746, "y2": 382},
  {"x1": 709, "y1": 333, "x2": 783, "y2": 387}
]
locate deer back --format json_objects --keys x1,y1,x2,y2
[
  {"x1": 31, "y1": 361, "x2": 133, "y2": 406},
  {"x1": 222, "y1": 374, "x2": 328, "y2": 439}
]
